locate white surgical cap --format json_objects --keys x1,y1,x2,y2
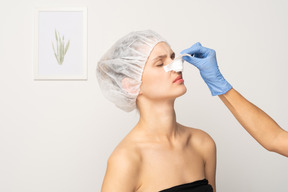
[{"x1": 96, "y1": 30, "x2": 167, "y2": 112}]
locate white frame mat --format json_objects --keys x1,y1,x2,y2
[{"x1": 34, "y1": 7, "x2": 87, "y2": 80}]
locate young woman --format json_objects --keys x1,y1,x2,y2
[{"x1": 96, "y1": 30, "x2": 218, "y2": 192}]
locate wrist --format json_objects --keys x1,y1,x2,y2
[{"x1": 205, "y1": 76, "x2": 232, "y2": 96}]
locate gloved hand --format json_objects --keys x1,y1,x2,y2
[{"x1": 180, "y1": 42, "x2": 232, "y2": 96}]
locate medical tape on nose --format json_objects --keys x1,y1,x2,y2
[{"x1": 163, "y1": 54, "x2": 190, "y2": 72}]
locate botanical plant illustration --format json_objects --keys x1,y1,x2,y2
[{"x1": 52, "y1": 29, "x2": 70, "y2": 65}]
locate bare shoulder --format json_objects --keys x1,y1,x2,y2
[
  {"x1": 108, "y1": 137, "x2": 142, "y2": 164},
  {"x1": 181, "y1": 124, "x2": 216, "y2": 158},
  {"x1": 101, "y1": 137, "x2": 142, "y2": 192}
]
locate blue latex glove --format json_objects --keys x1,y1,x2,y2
[{"x1": 180, "y1": 42, "x2": 232, "y2": 96}]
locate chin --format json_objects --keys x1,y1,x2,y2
[
  {"x1": 173, "y1": 85, "x2": 187, "y2": 98},
  {"x1": 143, "y1": 85, "x2": 187, "y2": 100}
]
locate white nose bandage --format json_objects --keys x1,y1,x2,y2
[{"x1": 163, "y1": 54, "x2": 189, "y2": 72}]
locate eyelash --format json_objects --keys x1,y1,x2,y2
[{"x1": 156, "y1": 54, "x2": 174, "y2": 67}]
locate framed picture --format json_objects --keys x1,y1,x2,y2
[{"x1": 34, "y1": 7, "x2": 87, "y2": 80}]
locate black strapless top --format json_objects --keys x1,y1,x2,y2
[{"x1": 159, "y1": 179, "x2": 213, "y2": 192}]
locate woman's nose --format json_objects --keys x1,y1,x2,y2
[{"x1": 163, "y1": 57, "x2": 184, "y2": 72}]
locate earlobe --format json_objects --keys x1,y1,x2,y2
[
  {"x1": 122, "y1": 78, "x2": 139, "y2": 94},
  {"x1": 138, "y1": 88, "x2": 143, "y2": 95}
]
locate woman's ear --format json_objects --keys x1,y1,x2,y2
[
  {"x1": 122, "y1": 78, "x2": 139, "y2": 94},
  {"x1": 138, "y1": 85, "x2": 143, "y2": 95}
]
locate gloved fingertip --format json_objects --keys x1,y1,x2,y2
[
  {"x1": 180, "y1": 49, "x2": 188, "y2": 54},
  {"x1": 182, "y1": 55, "x2": 191, "y2": 62},
  {"x1": 182, "y1": 55, "x2": 197, "y2": 64},
  {"x1": 182, "y1": 55, "x2": 190, "y2": 60}
]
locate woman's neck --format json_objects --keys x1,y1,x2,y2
[{"x1": 135, "y1": 99, "x2": 181, "y2": 141}]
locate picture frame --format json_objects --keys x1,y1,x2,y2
[{"x1": 34, "y1": 7, "x2": 87, "y2": 80}]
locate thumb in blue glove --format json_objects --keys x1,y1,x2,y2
[{"x1": 181, "y1": 42, "x2": 232, "y2": 96}]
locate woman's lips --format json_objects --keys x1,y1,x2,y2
[{"x1": 173, "y1": 75, "x2": 184, "y2": 83}]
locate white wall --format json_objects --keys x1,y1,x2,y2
[{"x1": 1, "y1": 0, "x2": 287, "y2": 191}]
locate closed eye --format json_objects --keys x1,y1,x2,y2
[{"x1": 157, "y1": 63, "x2": 164, "y2": 67}]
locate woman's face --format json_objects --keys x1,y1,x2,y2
[{"x1": 139, "y1": 42, "x2": 187, "y2": 101}]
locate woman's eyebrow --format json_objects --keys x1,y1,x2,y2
[
  {"x1": 152, "y1": 55, "x2": 167, "y2": 62},
  {"x1": 152, "y1": 52, "x2": 175, "y2": 62}
]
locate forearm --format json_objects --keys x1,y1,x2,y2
[
  {"x1": 218, "y1": 88, "x2": 285, "y2": 153},
  {"x1": 181, "y1": 42, "x2": 288, "y2": 156}
]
